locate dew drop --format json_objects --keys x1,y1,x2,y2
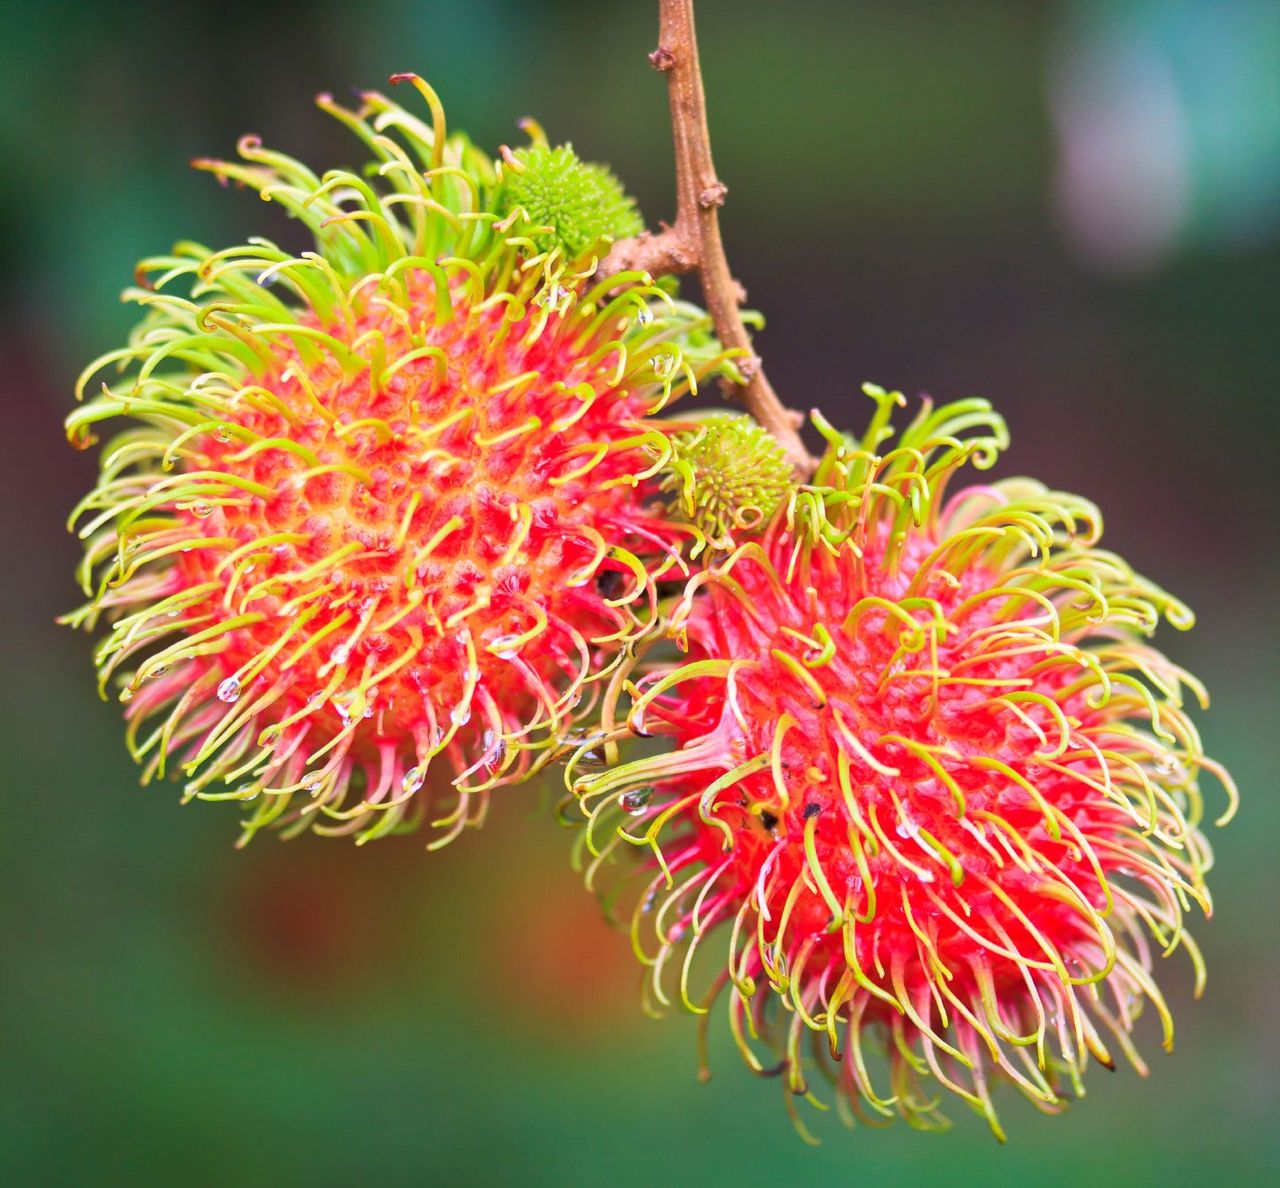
[
  {"x1": 621, "y1": 787, "x2": 652, "y2": 815},
  {"x1": 450, "y1": 704, "x2": 472, "y2": 728},
  {"x1": 333, "y1": 644, "x2": 350, "y2": 664},
  {"x1": 651, "y1": 352, "x2": 675, "y2": 378},
  {"x1": 490, "y1": 633, "x2": 522, "y2": 660},
  {"x1": 482, "y1": 730, "x2": 507, "y2": 772},
  {"x1": 302, "y1": 773, "x2": 323, "y2": 793},
  {"x1": 402, "y1": 767, "x2": 426, "y2": 795},
  {"x1": 213, "y1": 425, "x2": 232, "y2": 443},
  {"x1": 636, "y1": 304, "x2": 654, "y2": 326},
  {"x1": 217, "y1": 676, "x2": 241, "y2": 704},
  {"x1": 148, "y1": 662, "x2": 171, "y2": 679},
  {"x1": 539, "y1": 283, "x2": 569, "y2": 309},
  {"x1": 191, "y1": 501, "x2": 214, "y2": 519}
]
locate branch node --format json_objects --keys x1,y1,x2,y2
[
  {"x1": 698, "y1": 180, "x2": 728, "y2": 209},
  {"x1": 649, "y1": 45, "x2": 676, "y2": 71}
]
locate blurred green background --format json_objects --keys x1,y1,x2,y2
[{"x1": 2, "y1": 1, "x2": 1277, "y2": 1183}]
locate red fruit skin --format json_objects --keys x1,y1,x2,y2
[
  {"x1": 64, "y1": 85, "x2": 723, "y2": 844},
  {"x1": 76, "y1": 265, "x2": 693, "y2": 844},
  {"x1": 572, "y1": 398, "x2": 1235, "y2": 1139}
]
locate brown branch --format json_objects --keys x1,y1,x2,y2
[{"x1": 600, "y1": 0, "x2": 813, "y2": 475}]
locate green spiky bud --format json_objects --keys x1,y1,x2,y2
[
  {"x1": 662, "y1": 413, "x2": 795, "y2": 548},
  {"x1": 497, "y1": 137, "x2": 643, "y2": 261}
]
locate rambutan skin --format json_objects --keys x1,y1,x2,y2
[
  {"x1": 571, "y1": 386, "x2": 1236, "y2": 1139},
  {"x1": 63, "y1": 77, "x2": 738, "y2": 845}
]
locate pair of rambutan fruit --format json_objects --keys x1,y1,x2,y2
[{"x1": 65, "y1": 76, "x2": 1235, "y2": 1141}]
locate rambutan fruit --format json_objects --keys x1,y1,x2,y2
[
  {"x1": 63, "y1": 75, "x2": 741, "y2": 845},
  {"x1": 569, "y1": 384, "x2": 1237, "y2": 1139}
]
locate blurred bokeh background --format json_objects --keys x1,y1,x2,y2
[{"x1": 2, "y1": 0, "x2": 1277, "y2": 1183}]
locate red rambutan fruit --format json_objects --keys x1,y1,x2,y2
[
  {"x1": 63, "y1": 77, "x2": 740, "y2": 845},
  {"x1": 569, "y1": 384, "x2": 1237, "y2": 1139}
]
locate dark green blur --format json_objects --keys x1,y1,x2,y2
[{"x1": 1, "y1": 1, "x2": 1276, "y2": 1183}]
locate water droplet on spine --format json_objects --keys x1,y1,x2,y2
[
  {"x1": 450, "y1": 704, "x2": 471, "y2": 728},
  {"x1": 490, "y1": 634, "x2": 522, "y2": 660},
  {"x1": 213, "y1": 425, "x2": 232, "y2": 443},
  {"x1": 401, "y1": 767, "x2": 425, "y2": 795},
  {"x1": 191, "y1": 501, "x2": 214, "y2": 519},
  {"x1": 217, "y1": 676, "x2": 241, "y2": 704},
  {"x1": 481, "y1": 729, "x2": 506, "y2": 773},
  {"x1": 538, "y1": 283, "x2": 569, "y2": 310},
  {"x1": 621, "y1": 787, "x2": 652, "y2": 815}
]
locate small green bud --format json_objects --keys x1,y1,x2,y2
[
  {"x1": 497, "y1": 141, "x2": 644, "y2": 261},
  {"x1": 662, "y1": 413, "x2": 795, "y2": 547}
]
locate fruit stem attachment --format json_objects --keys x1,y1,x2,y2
[{"x1": 601, "y1": 0, "x2": 814, "y2": 475}]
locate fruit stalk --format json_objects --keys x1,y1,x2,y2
[{"x1": 603, "y1": 0, "x2": 814, "y2": 474}]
